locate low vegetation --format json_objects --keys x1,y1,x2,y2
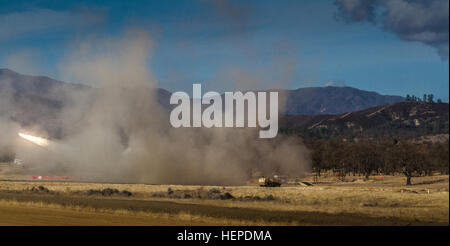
[{"x1": 0, "y1": 174, "x2": 447, "y2": 225}]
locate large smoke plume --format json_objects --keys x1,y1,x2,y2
[{"x1": 2, "y1": 29, "x2": 310, "y2": 185}]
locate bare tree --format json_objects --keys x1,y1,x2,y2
[{"x1": 388, "y1": 143, "x2": 427, "y2": 185}]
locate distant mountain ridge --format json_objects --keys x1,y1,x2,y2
[
  {"x1": 278, "y1": 86, "x2": 404, "y2": 115},
  {"x1": 280, "y1": 101, "x2": 449, "y2": 139},
  {"x1": 1, "y1": 68, "x2": 404, "y2": 114},
  {"x1": 1, "y1": 68, "x2": 410, "y2": 138}
]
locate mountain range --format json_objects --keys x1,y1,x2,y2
[
  {"x1": 280, "y1": 101, "x2": 449, "y2": 139},
  {"x1": 0, "y1": 68, "x2": 404, "y2": 115},
  {"x1": 2, "y1": 68, "x2": 447, "y2": 140}
]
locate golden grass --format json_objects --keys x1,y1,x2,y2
[
  {"x1": 0, "y1": 199, "x2": 295, "y2": 226},
  {"x1": 0, "y1": 174, "x2": 448, "y2": 225}
]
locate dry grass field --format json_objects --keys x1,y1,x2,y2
[{"x1": 0, "y1": 173, "x2": 448, "y2": 226}]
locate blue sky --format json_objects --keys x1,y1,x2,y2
[{"x1": 0, "y1": 0, "x2": 448, "y2": 101}]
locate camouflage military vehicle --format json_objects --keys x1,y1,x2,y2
[{"x1": 258, "y1": 176, "x2": 281, "y2": 187}]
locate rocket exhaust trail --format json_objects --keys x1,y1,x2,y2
[{"x1": 18, "y1": 132, "x2": 50, "y2": 147}]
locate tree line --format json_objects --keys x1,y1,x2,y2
[
  {"x1": 406, "y1": 93, "x2": 443, "y2": 103},
  {"x1": 309, "y1": 139, "x2": 449, "y2": 185}
]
